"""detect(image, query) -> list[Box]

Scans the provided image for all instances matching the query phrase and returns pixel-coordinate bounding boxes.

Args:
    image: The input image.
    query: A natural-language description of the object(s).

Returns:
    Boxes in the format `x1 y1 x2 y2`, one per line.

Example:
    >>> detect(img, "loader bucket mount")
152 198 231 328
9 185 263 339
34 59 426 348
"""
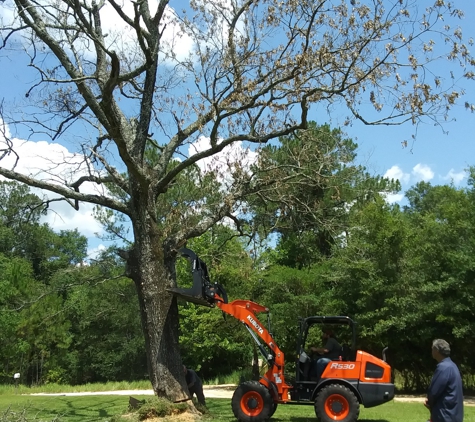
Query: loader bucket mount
168 247 228 307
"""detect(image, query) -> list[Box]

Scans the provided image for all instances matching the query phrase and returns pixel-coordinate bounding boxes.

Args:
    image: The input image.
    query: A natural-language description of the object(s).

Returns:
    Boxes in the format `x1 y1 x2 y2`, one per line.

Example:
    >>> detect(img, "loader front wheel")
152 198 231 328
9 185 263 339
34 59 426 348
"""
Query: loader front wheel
315 384 359 422
232 381 273 422
269 402 278 417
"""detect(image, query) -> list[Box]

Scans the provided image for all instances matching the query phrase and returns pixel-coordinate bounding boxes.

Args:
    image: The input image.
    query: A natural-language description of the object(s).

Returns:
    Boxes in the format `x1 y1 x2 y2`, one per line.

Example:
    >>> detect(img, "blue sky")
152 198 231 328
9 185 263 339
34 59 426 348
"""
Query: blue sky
354 112 475 204
342 2 475 203
1 0 475 256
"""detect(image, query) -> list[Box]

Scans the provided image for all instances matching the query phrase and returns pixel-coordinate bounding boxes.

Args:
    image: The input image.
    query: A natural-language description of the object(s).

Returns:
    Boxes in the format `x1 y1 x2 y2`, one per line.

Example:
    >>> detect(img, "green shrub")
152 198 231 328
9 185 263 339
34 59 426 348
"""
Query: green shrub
43 369 66 385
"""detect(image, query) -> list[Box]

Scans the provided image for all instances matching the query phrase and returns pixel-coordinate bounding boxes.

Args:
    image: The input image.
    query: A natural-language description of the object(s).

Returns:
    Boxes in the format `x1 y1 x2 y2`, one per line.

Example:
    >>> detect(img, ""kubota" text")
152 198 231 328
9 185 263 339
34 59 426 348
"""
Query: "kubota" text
247 315 264 334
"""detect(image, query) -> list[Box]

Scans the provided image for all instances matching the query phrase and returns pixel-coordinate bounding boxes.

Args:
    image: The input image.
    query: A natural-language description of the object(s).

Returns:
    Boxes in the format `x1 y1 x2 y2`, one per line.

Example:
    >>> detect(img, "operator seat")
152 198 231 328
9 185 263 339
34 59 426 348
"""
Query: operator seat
340 344 351 361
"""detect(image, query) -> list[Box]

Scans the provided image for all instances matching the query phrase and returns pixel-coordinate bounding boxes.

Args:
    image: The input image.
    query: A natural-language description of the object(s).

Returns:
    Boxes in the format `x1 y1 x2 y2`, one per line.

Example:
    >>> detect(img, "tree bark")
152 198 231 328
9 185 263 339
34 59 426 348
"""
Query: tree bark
125 194 188 401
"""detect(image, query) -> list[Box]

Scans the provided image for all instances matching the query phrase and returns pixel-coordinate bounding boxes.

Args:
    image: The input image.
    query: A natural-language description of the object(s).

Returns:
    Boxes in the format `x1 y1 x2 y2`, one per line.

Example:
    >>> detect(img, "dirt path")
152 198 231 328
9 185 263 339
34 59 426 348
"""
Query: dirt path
28 385 235 399
30 385 475 405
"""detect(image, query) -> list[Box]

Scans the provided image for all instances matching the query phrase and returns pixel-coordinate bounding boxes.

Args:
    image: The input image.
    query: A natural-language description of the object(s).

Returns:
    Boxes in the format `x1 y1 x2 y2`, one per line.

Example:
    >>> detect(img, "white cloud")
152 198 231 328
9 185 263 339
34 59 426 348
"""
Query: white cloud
41 200 101 238
383 193 404 204
189 136 258 187
0 2 16 28
97 2 194 62
2 0 250 68
188 136 258 229
86 243 107 261
384 165 410 184
1 0 194 62
0 121 104 237
1 140 104 192
442 169 465 185
412 163 434 182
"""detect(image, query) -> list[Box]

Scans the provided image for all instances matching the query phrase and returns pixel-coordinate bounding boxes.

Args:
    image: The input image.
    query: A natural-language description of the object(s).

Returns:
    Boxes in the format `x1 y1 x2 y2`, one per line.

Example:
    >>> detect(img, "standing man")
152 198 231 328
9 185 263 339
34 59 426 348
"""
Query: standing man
425 339 464 422
184 365 206 407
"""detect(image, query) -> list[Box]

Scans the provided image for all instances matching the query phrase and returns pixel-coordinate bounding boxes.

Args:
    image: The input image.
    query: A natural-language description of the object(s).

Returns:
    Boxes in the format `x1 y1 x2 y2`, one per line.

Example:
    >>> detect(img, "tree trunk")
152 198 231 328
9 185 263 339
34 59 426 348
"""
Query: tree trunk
126 208 189 402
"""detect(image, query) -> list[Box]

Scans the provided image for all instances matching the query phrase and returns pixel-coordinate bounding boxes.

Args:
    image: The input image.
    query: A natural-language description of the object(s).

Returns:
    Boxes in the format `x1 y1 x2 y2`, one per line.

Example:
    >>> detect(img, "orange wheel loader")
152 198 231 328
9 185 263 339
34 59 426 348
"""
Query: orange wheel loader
169 248 395 422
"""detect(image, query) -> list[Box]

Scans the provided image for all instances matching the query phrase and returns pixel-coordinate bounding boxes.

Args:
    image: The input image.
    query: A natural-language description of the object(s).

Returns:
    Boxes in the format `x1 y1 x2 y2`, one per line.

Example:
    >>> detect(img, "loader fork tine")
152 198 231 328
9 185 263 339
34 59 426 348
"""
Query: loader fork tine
167 248 228 307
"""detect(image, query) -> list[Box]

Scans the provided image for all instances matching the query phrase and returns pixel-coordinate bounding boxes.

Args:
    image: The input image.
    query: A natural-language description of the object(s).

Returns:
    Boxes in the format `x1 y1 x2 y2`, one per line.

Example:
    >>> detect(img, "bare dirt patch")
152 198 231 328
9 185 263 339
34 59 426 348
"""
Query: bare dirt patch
120 410 201 422
143 412 201 422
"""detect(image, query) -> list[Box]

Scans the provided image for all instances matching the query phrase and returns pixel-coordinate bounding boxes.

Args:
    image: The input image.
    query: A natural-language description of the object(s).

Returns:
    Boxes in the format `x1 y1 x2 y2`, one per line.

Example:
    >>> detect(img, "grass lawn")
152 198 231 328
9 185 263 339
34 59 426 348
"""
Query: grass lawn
208 399 474 422
0 392 141 421
1 394 474 422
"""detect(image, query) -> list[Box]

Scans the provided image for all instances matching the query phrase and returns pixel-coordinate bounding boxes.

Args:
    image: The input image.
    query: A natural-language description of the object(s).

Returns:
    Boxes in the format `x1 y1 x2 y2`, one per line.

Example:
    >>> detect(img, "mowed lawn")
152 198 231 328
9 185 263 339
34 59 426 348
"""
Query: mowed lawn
0 393 133 421
209 399 475 422
1 394 475 422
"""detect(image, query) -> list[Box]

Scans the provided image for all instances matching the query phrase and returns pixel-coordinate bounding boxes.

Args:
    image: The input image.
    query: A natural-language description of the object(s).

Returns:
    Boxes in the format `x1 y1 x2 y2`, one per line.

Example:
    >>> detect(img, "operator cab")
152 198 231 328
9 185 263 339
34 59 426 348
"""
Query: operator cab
296 316 357 382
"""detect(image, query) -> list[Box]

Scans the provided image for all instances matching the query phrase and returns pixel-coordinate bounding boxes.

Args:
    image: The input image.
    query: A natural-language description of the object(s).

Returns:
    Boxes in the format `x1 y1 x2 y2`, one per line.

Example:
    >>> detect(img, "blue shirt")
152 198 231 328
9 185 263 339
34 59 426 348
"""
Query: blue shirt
427 357 464 422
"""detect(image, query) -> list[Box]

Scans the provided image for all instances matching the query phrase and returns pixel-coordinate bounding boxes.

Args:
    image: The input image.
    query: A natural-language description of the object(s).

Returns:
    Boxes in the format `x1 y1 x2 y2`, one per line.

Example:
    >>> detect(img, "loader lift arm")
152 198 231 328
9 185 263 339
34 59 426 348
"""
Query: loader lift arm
216 299 290 400
169 248 291 401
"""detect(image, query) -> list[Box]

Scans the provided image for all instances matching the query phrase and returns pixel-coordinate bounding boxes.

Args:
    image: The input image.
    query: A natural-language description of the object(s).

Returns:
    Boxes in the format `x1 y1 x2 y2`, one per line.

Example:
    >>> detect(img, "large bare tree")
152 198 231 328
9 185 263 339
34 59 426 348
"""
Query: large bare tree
0 0 473 401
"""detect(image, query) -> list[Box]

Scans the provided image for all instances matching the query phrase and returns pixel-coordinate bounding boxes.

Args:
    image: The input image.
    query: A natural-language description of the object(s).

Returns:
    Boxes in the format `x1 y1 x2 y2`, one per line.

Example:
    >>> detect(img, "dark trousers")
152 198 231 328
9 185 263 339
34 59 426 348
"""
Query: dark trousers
310 357 331 380
190 382 206 406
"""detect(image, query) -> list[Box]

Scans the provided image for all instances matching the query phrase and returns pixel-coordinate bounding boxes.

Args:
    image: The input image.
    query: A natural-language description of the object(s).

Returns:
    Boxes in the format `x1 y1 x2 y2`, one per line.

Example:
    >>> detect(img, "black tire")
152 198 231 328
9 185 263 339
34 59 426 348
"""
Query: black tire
232 381 274 422
269 402 278 418
314 384 360 422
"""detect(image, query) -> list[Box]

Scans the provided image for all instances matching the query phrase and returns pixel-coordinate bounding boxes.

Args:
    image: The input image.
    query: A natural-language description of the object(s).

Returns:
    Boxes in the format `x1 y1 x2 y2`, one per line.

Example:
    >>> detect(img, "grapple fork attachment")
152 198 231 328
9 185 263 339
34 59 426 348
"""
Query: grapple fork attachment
167 247 228 307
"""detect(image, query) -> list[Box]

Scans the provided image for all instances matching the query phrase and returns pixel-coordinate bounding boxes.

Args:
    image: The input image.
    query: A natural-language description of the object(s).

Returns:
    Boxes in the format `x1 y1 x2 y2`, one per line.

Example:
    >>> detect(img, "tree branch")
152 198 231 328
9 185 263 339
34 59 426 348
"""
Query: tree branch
0 166 130 215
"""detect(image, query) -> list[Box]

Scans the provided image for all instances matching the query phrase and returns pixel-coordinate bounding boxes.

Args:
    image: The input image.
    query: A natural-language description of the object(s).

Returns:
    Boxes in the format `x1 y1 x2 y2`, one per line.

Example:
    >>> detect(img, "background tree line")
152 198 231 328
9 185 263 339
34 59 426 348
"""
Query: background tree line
1 124 474 393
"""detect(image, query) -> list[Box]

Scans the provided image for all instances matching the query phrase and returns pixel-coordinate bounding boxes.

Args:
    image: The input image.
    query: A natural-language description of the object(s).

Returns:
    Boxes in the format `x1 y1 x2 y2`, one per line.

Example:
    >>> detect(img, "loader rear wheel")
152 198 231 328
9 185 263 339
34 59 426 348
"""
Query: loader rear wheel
232 381 273 422
315 384 359 422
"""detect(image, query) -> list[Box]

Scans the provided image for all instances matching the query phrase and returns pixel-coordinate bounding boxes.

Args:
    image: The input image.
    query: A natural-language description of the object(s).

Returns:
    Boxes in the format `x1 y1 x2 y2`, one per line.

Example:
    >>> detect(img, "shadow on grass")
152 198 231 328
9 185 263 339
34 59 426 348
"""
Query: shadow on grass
207 399 392 422
281 419 389 422
357 420 390 422
57 396 128 421
23 395 130 421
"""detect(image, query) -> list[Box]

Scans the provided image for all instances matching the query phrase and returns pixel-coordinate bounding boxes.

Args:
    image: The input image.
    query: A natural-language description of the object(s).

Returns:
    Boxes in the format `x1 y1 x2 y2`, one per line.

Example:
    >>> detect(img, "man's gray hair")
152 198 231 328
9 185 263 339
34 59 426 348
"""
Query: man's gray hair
432 339 451 357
